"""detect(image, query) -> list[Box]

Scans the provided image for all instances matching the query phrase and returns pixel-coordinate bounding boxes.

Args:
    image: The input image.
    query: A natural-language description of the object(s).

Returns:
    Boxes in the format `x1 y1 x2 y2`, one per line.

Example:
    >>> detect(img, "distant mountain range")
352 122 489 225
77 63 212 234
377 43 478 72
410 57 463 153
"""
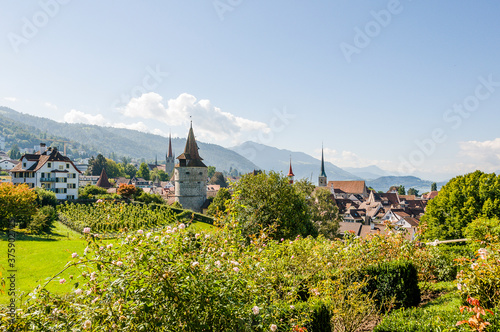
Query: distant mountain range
230 141 360 181
0 106 450 190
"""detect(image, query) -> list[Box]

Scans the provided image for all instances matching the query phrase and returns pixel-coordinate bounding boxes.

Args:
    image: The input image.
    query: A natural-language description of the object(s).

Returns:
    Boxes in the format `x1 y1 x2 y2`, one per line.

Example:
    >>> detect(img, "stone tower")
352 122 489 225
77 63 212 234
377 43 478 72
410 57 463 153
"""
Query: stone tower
318 145 327 187
165 132 175 177
174 123 207 212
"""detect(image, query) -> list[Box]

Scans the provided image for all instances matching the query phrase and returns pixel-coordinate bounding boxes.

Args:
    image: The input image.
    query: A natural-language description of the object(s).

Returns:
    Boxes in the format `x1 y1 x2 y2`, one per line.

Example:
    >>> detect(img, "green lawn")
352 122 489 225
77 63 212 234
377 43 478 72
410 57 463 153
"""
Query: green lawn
0 220 214 307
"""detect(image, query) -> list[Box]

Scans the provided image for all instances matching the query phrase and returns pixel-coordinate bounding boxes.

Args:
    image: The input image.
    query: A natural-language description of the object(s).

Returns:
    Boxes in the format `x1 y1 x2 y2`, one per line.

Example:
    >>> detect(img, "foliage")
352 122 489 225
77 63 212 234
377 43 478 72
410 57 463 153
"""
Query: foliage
58 201 178 233
104 158 124 178
207 165 216 179
464 217 500 249
227 171 317 240
421 171 500 240
78 185 108 199
170 201 183 209
34 187 58 207
210 171 228 188
151 168 169 182
310 188 340 240
135 192 165 205
0 183 37 229
116 183 138 199
431 182 438 191
398 185 406 195
456 297 494 332
136 162 150 180
456 243 500 309
123 163 137 179
7 143 21 159
425 245 474 282
407 188 419 197
86 154 107 176
207 187 231 217
28 206 57 234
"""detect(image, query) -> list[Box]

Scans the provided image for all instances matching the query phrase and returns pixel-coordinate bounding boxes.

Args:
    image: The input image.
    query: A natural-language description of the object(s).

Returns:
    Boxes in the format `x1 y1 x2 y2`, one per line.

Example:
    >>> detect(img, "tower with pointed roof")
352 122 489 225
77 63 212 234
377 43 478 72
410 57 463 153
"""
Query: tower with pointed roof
165 132 175 177
173 122 207 212
287 156 294 184
318 145 327 187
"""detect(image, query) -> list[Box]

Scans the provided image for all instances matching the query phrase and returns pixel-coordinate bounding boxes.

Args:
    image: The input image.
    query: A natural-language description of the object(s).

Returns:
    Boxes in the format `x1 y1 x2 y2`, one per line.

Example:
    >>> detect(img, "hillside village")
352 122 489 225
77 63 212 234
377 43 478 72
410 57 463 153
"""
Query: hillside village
1 121 440 240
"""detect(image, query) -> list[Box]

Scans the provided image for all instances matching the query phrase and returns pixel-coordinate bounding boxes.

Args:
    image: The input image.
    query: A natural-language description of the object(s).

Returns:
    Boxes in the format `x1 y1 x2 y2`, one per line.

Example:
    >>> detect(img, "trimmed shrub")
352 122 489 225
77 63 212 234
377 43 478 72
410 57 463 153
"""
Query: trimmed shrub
356 260 420 310
28 206 57 234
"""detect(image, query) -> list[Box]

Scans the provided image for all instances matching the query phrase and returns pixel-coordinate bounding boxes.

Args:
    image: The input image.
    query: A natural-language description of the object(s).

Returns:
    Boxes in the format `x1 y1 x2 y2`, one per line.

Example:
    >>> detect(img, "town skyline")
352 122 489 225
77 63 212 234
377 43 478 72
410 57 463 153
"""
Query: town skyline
2 1 500 181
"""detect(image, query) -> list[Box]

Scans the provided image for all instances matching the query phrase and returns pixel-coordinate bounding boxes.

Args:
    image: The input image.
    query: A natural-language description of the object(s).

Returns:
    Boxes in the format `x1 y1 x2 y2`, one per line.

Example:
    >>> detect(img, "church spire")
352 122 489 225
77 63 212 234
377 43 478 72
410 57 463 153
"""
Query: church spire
168 132 173 158
287 155 295 184
318 144 327 187
177 122 206 167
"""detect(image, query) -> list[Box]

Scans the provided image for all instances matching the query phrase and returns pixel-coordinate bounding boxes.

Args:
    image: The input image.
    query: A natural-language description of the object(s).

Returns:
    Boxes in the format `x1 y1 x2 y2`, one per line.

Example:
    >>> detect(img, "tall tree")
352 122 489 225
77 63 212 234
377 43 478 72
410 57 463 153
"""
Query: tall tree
431 182 437 191
397 185 406 195
209 172 228 188
227 171 317 240
137 162 150 180
207 188 232 216
407 188 419 197
0 183 37 228
124 164 137 179
207 166 216 179
88 154 107 176
310 188 341 240
7 144 21 160
421 171 500 240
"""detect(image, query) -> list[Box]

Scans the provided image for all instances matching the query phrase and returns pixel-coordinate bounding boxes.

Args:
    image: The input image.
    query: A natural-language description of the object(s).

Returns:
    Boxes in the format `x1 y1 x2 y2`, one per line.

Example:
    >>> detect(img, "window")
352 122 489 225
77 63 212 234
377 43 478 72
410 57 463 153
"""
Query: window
23 163 26 168
59 165 64 170
41 172 45 178
47 163 51 168
66 163 70 169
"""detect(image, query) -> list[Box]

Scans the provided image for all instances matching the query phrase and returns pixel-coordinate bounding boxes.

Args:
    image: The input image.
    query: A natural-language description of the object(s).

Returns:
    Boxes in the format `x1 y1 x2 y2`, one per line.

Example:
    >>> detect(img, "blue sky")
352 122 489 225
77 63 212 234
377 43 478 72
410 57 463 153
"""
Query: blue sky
1 1 500 181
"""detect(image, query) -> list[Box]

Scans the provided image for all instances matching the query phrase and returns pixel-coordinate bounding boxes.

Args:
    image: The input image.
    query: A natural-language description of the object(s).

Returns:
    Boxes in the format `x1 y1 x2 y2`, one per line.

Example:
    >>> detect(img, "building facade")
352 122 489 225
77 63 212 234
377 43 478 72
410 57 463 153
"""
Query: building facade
10 144 81 200
174 123 207 212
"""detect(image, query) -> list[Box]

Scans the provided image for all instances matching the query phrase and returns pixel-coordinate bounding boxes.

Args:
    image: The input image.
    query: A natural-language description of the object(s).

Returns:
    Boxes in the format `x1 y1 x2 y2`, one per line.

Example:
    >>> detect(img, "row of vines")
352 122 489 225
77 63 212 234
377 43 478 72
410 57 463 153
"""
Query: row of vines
57 201 178 233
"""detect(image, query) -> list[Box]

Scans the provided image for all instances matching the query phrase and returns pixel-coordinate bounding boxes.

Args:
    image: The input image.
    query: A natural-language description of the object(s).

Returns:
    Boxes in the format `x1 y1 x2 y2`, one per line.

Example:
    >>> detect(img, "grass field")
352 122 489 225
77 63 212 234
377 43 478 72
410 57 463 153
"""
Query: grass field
0 220 214 307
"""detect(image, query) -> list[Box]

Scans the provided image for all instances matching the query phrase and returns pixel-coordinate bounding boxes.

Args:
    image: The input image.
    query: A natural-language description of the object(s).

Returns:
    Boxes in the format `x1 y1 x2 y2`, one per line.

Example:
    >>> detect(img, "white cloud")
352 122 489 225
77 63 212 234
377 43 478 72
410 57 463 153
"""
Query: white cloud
458 138 500 172
3 97 17 102
121 92 270 144
64 109 108 126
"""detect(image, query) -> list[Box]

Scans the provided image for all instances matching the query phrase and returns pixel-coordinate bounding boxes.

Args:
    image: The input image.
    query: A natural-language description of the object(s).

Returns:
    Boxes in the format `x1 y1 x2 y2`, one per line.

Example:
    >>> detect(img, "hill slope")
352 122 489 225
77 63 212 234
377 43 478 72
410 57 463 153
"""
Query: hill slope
366 176 447 193
0 107 259 173
230 141 360 182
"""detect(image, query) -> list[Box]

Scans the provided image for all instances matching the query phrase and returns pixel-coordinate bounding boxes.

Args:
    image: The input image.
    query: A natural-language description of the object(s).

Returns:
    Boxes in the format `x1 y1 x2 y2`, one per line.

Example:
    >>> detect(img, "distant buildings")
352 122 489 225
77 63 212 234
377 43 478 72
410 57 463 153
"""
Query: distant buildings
10 143 81 200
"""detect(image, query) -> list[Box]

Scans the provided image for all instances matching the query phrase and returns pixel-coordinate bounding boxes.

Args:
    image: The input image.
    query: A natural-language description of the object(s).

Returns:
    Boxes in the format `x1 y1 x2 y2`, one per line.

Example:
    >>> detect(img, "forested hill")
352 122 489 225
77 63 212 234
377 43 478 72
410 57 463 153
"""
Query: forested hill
0 107 259 173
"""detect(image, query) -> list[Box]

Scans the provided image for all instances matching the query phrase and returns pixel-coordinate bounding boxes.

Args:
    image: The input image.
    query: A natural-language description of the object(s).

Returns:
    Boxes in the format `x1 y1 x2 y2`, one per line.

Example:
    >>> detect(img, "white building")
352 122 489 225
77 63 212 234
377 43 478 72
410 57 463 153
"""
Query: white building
10 144 81 200
0 159 19 171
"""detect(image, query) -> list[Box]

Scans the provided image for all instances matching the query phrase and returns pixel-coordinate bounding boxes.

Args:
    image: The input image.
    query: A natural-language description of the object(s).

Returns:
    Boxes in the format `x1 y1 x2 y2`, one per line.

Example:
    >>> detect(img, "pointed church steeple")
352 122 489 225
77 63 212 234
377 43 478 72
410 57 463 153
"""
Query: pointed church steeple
177 122 206 167
318 144 327 187
287 156 295 184
168 132 173 158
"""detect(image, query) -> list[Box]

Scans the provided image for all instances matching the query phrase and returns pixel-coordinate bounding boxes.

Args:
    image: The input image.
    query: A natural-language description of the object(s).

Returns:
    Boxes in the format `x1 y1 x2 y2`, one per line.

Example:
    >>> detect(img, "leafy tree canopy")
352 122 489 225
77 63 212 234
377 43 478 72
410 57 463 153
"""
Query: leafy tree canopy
0 183 37 228
397 185 406 195
421 171 500 240
210 172 228 188
407 188 419 197
431 182 437 191
207 166 216 179
227 171 317 240
137 162 150 181
207 187 231 216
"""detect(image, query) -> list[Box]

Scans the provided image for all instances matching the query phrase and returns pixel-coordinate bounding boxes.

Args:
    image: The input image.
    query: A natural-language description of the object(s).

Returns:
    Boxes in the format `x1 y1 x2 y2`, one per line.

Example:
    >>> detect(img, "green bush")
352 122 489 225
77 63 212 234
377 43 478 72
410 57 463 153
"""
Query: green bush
34 187 58 207
356 260 420 311
28 206 57 234
429 245 473 282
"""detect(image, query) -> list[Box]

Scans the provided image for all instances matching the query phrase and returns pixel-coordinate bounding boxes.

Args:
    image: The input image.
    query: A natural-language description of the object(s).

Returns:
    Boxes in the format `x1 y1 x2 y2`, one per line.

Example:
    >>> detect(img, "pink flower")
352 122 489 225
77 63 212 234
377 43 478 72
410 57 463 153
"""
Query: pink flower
83 227 91 234
72 252 78 258
107 244 113 249
252 306 260 315
75 288 82 295
154 236 160 241
233 267 239 273
457 283 462 291
137 230 144 235
96 199 103 203
90 272 97 281
281 238 284 242
116 261 123 267
270 324 278 331
215 260 221 268
291 255 294 259
231 260 239 265
59 278 66 284
478 248 488 260
179 223 186 230
92 297 99 304
83 320 92 329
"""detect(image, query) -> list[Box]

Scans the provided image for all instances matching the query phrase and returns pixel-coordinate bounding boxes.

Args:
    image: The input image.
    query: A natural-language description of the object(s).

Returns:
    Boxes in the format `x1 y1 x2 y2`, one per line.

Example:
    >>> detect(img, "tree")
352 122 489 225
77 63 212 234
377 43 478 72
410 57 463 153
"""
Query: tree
209 172 228 188
227 171 317 240
397 185 406 195
34 187 58 207
407 188 419 197
0 183 37 228
207 166 216 179
207 188 232 216
117 184 138 199
7 144 21 160
87 154 107 176
136 162 150 180
124 164 137 179
151 169 169 182
310 188 341 239
105 158 124 178
78 185 108 199
431 182 437 191
421 171 500 240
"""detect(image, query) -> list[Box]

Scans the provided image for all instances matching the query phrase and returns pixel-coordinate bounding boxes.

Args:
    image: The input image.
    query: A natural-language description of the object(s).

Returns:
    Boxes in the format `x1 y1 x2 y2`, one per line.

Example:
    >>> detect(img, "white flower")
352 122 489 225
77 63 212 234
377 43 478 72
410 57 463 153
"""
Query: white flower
52 308 59 315
83 227 91 234
192 261 199 267
137 230 144 235
252 306 260 315
146 232 152 238
90 272 97 281
179 223 186 230
154 236 160 241
233 267 239 273
92 297 99 304
84 247 89 254
478 248 488 260
195 233 201 238
172 227 178 233
215 260 221 268
116 261 123 267
75 288 82 295
205 234 210 239
231 260 239 265
72 252 78 258
83 320 92 329
270 324 278 331
86 290 92 295
457 283 462 291
290 305 295 310
107 244 113 249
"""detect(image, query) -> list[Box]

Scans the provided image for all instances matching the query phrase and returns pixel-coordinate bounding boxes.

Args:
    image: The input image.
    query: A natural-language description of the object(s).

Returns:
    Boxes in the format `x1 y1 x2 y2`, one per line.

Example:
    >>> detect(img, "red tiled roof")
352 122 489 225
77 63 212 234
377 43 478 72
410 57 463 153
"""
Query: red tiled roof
327 181 367 195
